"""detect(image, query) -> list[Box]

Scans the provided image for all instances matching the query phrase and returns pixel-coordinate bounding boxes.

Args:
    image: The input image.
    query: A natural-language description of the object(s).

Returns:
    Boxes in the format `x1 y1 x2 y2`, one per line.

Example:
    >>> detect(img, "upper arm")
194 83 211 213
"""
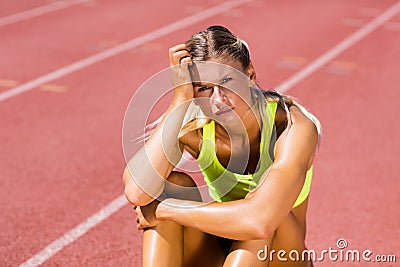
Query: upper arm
248 106 319 230
166 141 185 174
273 106 318 172
123 136 184 206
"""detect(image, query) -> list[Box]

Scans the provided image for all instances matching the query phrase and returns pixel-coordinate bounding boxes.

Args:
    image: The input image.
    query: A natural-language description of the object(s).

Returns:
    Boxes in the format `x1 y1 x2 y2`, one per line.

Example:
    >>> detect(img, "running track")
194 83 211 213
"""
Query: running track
1 0 399 266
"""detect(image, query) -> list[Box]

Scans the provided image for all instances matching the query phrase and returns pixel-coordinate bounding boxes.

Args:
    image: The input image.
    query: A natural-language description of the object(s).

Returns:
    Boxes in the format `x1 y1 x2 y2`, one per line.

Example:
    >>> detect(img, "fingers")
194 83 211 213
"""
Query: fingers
137 218 147 230
169 44 191 66
168 44 194 99
169 43 187 53
180 56 192 66
137 218 150 230
174 50 190 60
134 206 147 230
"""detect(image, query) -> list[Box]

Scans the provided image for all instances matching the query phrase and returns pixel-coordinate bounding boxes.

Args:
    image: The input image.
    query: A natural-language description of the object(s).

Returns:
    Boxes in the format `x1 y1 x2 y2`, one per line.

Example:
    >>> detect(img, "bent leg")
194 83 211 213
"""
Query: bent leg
142 171 225 267
183 227 226 267
143 221 183 267
223 234 274 267
223 211 311 267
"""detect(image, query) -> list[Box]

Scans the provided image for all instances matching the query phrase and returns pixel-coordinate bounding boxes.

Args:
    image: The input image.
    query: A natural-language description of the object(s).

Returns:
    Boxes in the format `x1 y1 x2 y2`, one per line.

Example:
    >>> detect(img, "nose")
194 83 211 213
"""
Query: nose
211 85 225 104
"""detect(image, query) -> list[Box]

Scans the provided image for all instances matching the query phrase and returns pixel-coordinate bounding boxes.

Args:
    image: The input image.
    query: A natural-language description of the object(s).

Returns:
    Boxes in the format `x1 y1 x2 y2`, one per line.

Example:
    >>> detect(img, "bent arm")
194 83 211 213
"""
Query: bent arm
123 98 190 206
156 107 319 240
124 44 195 207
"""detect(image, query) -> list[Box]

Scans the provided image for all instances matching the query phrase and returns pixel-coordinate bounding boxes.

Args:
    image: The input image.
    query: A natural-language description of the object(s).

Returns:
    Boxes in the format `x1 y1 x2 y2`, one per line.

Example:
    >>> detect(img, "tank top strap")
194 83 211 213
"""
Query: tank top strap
258 100 277 171
202 120 215 142
265 101 277 135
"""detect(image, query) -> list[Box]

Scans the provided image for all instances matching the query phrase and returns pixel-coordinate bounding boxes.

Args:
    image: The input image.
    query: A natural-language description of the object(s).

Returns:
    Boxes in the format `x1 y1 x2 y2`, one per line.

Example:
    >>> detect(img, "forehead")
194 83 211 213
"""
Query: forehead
190 60 247 84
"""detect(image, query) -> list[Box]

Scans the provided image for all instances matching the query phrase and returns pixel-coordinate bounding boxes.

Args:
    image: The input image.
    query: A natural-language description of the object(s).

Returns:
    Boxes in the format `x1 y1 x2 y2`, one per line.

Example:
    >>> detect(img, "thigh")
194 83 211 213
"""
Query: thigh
269 212 309 267
142 221 183 267
223 212 310 267
165 171 226 267
223 235 274 267
143 222 227 267
183 226 226 267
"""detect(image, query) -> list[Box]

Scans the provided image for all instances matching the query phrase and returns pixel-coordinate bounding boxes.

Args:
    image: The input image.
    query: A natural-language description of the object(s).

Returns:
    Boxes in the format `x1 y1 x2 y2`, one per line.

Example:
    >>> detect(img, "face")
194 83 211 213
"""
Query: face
190 59 254 127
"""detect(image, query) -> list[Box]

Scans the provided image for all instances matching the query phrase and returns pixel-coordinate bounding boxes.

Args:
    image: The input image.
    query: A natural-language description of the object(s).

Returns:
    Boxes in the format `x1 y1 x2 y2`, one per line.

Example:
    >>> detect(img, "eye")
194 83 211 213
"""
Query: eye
197 86 212 92
221 77 233 84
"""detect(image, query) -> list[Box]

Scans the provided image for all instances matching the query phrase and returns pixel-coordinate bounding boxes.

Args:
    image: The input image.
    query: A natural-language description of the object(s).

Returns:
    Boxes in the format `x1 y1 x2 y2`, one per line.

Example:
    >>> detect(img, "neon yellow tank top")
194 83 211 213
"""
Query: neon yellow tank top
196 101 312 208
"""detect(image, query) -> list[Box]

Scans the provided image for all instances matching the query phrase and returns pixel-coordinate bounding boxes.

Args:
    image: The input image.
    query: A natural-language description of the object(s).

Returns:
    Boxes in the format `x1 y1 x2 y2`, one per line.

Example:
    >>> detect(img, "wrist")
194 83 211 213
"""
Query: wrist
156 198 198 220
172 94 193 106
155 199 171 221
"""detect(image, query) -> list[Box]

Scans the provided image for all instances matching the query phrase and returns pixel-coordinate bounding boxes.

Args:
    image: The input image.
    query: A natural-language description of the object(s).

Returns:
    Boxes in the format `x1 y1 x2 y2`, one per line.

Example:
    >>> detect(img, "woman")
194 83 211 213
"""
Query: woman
123 26 321 267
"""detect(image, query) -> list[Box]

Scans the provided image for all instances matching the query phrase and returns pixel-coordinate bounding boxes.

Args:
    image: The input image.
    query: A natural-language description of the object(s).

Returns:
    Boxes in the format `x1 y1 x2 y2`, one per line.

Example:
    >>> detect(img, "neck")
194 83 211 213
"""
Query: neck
215 100 262 144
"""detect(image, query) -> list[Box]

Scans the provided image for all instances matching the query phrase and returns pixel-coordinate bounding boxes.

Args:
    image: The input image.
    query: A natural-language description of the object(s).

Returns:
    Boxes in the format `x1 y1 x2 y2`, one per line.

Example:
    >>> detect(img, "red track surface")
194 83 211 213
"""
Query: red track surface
1 0 399 266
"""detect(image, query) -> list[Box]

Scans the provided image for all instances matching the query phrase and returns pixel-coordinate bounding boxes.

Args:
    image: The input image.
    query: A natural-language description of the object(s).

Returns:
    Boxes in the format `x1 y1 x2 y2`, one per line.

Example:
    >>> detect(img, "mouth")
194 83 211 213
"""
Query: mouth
215 107 234 116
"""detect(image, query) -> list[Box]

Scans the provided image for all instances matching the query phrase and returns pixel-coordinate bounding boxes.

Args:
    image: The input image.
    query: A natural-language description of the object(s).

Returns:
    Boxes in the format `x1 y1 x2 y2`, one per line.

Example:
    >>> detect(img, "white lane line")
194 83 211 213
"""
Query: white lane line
276 1 400 93
16 2 400 267
0 0 252 103
18 195 128 267
0 0 90 27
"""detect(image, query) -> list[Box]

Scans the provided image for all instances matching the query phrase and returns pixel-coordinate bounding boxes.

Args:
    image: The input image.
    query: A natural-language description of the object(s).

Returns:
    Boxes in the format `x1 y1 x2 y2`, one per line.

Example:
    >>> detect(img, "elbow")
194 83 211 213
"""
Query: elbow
245 207 275 240
124 184 149 207
123 181 138 206
253 224 274 240
123 167 153 206
241 218 274 240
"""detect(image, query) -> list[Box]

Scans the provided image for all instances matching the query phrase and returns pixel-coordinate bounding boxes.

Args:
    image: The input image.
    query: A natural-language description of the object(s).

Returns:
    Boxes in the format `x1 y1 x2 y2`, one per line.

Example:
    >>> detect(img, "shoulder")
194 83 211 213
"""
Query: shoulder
273 105 319 169
280 104 319 144
265 93 318 138
288 105 319 134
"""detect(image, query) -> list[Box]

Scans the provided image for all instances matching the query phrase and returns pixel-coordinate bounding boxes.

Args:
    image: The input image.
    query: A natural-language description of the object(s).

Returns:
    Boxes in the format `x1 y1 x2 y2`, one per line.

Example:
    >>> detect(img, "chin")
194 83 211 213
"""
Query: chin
214 113 244 128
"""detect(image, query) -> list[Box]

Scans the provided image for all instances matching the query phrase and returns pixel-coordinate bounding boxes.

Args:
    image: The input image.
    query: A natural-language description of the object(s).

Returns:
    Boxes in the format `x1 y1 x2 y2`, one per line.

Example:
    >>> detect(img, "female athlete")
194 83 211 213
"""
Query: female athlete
123 25 321 267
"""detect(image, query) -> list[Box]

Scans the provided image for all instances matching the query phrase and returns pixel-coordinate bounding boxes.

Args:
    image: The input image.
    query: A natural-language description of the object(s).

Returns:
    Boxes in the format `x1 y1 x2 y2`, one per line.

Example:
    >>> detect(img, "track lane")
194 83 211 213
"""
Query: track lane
300 19 400 262
0 0 90 27
0 0 49 18
0 0 242 88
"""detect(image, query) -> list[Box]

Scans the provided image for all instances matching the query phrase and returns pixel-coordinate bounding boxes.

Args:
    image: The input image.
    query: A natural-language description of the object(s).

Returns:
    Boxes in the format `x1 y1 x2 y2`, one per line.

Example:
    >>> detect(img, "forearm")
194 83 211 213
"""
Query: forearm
156 198 270 240
124 97 191 205
154 166 305 240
